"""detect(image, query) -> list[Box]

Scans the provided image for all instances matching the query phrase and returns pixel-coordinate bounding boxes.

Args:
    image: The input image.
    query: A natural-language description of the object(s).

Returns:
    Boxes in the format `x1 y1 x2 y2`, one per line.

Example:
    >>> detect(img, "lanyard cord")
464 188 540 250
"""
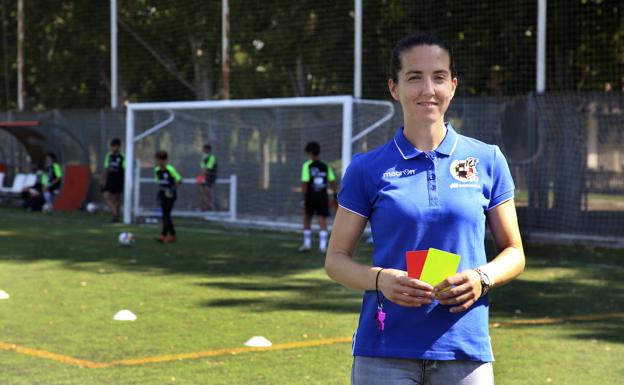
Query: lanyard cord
375 268 385 308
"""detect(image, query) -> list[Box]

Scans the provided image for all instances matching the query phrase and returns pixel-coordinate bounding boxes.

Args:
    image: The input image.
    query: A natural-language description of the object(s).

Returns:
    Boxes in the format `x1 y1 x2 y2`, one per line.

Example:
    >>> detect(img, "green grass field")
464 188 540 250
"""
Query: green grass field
1 208 623 384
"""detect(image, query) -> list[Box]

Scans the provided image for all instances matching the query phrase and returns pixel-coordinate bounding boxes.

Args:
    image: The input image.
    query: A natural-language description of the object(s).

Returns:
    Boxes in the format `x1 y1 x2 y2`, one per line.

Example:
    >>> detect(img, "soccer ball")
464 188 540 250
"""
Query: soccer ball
42 203 53 213
118 232 135 246
86 202 98 213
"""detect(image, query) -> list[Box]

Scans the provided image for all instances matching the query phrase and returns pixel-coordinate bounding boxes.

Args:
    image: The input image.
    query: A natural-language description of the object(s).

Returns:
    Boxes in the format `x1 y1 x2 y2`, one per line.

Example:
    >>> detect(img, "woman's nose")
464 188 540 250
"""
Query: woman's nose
421 78 435 96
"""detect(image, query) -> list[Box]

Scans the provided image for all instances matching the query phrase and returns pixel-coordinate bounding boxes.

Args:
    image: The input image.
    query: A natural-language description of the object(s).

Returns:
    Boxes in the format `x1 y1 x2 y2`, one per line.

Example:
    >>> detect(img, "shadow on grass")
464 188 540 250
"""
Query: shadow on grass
567 320 624 345
198 278 362 314
2 209 623 335
2 209 365 315
489 242 624 345
0 209 344 278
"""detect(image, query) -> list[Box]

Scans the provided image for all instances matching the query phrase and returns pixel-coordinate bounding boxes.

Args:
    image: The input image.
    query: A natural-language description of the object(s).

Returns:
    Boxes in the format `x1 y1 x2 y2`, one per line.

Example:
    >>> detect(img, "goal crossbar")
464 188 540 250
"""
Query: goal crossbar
123 95 394 224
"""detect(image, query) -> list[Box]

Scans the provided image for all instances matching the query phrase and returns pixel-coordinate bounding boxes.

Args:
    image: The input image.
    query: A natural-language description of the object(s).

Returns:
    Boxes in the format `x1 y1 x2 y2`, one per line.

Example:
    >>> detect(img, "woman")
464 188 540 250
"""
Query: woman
325 32 524 384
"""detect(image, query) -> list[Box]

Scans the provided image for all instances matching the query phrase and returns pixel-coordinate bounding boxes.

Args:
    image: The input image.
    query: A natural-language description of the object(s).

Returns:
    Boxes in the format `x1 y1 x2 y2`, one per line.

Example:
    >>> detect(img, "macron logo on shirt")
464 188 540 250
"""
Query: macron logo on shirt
383 168 417 178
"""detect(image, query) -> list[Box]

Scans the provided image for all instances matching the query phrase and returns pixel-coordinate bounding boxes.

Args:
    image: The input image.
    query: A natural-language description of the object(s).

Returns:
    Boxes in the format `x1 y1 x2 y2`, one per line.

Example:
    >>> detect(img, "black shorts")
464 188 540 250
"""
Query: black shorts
104 175 124 194
203 172 217 186
305 193 330 217
157 190 177 201
46 183 61 194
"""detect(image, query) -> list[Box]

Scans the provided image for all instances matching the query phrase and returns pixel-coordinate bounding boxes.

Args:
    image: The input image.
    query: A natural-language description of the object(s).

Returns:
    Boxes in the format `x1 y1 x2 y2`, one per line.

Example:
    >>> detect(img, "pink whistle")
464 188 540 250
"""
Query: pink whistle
374 307 386 331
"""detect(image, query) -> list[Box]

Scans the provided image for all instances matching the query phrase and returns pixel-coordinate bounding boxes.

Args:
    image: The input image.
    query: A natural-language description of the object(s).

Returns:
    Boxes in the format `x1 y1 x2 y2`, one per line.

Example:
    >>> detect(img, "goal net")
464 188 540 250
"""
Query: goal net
123 96 394 228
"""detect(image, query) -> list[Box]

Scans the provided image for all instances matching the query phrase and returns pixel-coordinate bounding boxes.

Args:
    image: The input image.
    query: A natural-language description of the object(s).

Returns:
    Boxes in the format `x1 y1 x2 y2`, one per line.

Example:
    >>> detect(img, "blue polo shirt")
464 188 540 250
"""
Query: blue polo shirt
338 123 514 362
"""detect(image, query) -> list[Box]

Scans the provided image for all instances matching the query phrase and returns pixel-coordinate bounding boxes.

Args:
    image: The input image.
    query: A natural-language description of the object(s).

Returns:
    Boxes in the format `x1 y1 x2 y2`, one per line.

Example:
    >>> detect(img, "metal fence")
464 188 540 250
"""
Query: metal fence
1 93 623 244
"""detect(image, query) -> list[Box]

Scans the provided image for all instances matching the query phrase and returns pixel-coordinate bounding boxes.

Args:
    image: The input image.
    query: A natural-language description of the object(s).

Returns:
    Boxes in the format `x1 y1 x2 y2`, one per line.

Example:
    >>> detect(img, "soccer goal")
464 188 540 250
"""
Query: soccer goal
123 95 395 227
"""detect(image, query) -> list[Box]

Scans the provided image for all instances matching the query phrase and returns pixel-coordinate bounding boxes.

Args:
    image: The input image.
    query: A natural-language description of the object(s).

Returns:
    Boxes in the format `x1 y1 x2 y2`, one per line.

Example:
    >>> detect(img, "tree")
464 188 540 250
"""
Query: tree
0 0 622 110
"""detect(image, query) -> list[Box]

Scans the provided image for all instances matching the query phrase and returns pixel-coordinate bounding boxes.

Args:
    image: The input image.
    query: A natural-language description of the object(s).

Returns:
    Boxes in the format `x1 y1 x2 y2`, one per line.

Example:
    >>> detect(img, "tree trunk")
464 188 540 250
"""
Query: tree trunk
189 36 213 100
289 49 307 96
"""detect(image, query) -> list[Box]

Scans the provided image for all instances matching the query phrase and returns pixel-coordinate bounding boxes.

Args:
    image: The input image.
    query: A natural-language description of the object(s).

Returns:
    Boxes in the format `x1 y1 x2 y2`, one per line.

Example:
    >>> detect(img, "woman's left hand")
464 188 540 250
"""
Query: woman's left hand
433 270 482 313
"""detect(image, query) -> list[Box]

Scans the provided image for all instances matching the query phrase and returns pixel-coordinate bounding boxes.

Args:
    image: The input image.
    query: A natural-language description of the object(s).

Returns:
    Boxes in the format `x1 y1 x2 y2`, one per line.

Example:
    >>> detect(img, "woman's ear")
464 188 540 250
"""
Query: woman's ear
388 78 400 101
451 77 458 97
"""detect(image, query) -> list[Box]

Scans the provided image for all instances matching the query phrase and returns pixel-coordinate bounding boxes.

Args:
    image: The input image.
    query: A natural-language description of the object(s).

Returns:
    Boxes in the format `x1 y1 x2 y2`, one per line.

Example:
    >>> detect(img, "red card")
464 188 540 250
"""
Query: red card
406 250 428 279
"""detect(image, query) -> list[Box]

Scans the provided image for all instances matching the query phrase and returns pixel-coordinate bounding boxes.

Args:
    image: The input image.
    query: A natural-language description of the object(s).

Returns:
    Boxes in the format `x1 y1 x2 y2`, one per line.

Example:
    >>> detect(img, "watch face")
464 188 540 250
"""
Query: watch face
476 268 490 289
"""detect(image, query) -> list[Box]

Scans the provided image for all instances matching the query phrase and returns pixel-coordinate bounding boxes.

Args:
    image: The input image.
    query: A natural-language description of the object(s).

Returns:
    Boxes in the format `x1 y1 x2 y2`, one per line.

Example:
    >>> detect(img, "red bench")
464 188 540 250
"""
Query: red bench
52 164 91 212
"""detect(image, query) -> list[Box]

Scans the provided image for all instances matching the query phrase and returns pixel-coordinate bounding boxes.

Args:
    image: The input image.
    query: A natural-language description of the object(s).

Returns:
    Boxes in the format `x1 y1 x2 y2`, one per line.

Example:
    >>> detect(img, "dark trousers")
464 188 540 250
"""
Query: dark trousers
160 196 176 236
21 190 44 211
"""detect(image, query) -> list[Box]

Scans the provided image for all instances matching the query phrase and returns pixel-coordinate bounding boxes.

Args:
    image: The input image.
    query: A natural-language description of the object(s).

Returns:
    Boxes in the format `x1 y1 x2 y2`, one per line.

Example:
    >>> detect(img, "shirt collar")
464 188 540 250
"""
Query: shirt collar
393 122 459 160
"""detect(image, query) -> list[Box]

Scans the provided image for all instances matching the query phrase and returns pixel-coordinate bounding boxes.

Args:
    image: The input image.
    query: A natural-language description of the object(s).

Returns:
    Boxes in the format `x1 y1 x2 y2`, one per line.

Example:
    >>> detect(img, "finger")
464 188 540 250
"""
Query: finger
386 288 432 306
434 274 468 292
449 297 477 313
393 291 434 306
397 276 434 291
390 298 422 307
389 294 431 307
438 290 475 306
394 285 434 299
435 281 473 300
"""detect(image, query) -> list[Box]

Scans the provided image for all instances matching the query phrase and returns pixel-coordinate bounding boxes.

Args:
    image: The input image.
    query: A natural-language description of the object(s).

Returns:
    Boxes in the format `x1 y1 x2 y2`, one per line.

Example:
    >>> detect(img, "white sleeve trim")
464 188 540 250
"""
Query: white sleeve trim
485 196 514 212
338 204 369 219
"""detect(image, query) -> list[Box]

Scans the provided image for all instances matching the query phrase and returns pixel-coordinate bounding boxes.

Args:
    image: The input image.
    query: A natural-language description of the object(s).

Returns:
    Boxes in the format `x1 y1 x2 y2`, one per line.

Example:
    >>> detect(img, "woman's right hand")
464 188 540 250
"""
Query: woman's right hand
377 269 434 307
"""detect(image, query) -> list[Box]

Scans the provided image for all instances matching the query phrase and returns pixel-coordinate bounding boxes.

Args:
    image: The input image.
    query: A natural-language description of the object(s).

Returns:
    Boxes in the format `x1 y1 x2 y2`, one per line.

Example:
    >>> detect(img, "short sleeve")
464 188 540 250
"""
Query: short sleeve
53 164 63 178
338 155 372 218
327 165 336 183
487 145 515 210
167 165 182 182
206 155 216 169
301 161 310 183
175 170 183 182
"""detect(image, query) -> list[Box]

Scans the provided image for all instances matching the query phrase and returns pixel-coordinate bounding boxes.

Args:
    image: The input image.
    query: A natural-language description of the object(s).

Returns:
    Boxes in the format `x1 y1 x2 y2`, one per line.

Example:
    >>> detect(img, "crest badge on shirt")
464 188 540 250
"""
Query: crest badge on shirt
450 157 479 182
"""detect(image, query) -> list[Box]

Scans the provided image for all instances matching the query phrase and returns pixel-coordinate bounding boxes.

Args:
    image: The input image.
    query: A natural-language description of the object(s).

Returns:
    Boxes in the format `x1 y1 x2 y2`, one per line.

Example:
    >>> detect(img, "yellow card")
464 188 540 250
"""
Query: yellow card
418 248 461 287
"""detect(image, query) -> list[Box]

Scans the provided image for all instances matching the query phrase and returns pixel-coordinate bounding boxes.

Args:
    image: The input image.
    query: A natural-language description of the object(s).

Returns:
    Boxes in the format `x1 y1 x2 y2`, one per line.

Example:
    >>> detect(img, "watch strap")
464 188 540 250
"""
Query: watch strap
473 267 491 297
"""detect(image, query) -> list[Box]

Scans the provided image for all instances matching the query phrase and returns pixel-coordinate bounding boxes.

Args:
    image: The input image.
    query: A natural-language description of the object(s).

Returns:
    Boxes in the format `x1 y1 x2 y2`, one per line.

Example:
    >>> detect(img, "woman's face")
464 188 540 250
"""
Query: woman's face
389 44 457 126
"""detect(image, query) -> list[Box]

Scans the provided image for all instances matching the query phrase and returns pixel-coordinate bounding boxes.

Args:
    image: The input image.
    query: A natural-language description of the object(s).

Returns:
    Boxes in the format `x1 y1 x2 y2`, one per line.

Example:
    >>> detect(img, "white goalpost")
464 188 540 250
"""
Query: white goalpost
123 95 394 226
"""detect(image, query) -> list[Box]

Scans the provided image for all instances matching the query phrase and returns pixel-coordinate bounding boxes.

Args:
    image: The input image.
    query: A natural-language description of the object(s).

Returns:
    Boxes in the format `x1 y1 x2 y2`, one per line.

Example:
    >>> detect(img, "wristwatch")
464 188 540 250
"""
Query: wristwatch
473 268 492 297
